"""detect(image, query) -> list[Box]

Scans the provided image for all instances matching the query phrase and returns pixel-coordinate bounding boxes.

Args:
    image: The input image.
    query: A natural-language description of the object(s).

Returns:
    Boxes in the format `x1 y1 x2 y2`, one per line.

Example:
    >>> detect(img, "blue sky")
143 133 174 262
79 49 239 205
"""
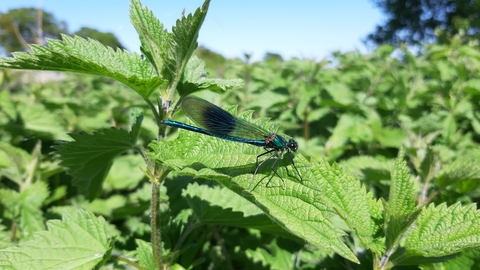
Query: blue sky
1 1 384 61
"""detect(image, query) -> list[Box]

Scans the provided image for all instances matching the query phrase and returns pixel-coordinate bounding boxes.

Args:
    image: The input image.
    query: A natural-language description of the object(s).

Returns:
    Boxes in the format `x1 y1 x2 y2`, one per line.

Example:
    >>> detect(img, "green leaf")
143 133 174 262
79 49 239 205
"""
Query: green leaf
325 114 373 157
177 55 243 97
151 110 359 263
375 127 406 148
464 79 480 95
0 34 163 100
418 146 440 183
436 149 480 188
443 113 457 142
20 182 49 240
385 148 419 253
306 107 330 122
54 128 134 200
437 60 456 81
324 82 355 106
129 109 144 144
245 88 290 111
0 90 16 120
405 203 480 257
0 188 21 219
136 239 156 270
183 183 294 238
87 195 127 217
44 186 68 205
129 0 169 75
387 148 416 216
435 248 480 269
105 154 145 190
0 142 32 185
340 156 394 184
0 209 114 270
165 0 210 91
316 160 385 254
17 102 68 140
246 239 293 269
0 220 11 250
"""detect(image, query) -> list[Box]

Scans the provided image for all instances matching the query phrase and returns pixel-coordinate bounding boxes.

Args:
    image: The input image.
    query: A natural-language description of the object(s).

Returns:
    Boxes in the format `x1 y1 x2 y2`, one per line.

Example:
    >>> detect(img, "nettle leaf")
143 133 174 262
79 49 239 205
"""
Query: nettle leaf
324 82 355 106
326 114 373 153
438 248 480 269
387 148 416 216
0 90 16 121
17 102 68 140
54 128 134 200
339 156 394 184
0 34 163 100
0 142 32 185
183 183 293 238
246 239 293 269
385 148 418 251
375 127 406 148
0 188 21 219
178 55 243 97
165 0 210 89
405 203 480 258
136 239 156 270
20 182 50 240
151 110 360 263
105 155 145 190
129 108 144 144
246 88 290 111
436 149 480 189
0 221 10 250
88 195 127 217
315 160 385 254
0 209 114 270
129 0 169 75
465 79 480 94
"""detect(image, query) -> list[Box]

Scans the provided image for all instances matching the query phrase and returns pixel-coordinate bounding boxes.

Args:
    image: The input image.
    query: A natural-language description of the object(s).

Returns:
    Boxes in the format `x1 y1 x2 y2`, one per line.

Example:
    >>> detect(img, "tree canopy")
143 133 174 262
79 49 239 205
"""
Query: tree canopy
0 8 125 55
0 8 67 54
73 27 125 50
367 0 480 46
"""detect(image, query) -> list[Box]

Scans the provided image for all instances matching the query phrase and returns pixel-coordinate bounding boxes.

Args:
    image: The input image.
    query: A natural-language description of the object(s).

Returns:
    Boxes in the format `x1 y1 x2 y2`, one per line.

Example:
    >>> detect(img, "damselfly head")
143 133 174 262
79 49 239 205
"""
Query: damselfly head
287 139 298 152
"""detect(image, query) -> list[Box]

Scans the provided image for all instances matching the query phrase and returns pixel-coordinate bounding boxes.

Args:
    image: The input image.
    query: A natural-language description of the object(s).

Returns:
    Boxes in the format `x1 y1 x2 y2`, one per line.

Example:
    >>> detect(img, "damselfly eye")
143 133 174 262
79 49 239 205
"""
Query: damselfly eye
287 139 298 152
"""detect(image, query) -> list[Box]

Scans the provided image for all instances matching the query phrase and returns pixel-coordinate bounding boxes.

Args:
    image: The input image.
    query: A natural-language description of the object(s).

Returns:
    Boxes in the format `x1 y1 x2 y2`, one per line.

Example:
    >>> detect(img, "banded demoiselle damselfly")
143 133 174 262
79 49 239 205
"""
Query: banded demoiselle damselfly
161 96 302 189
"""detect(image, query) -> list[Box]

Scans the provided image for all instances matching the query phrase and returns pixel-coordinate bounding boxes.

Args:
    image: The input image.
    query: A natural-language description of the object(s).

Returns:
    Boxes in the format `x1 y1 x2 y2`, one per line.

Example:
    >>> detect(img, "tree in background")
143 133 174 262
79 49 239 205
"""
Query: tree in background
0 8 125 55
0 8 67 54
195 46 227 77
73 27 125 50
367 0 480 46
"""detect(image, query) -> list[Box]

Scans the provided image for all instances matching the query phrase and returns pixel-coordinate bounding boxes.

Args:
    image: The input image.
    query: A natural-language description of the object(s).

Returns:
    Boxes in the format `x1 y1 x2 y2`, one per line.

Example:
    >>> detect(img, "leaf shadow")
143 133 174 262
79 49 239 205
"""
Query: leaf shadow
189 153 303 190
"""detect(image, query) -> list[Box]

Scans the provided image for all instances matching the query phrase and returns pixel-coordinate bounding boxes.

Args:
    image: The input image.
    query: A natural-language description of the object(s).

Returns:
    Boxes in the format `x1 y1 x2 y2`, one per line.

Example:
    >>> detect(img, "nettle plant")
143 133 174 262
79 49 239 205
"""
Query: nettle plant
1 0 480 269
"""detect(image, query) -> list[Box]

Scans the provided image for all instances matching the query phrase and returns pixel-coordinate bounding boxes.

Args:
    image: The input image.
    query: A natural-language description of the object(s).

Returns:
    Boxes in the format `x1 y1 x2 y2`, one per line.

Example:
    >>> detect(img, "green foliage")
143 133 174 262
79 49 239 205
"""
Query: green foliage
73 27 126 50
54 128 135 200
406 203 480 257
136 239 156 270
0 0 480 269
1 34 164 101
129 0 240 103
368 0 480 46
151 120 359 262
0 209 114 269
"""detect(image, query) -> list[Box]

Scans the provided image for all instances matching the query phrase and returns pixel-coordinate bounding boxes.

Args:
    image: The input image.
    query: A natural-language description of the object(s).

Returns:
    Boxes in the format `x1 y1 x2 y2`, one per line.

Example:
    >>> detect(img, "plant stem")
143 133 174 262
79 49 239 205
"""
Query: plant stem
151 179 162 269
112 254 144 269
146 99 162 130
